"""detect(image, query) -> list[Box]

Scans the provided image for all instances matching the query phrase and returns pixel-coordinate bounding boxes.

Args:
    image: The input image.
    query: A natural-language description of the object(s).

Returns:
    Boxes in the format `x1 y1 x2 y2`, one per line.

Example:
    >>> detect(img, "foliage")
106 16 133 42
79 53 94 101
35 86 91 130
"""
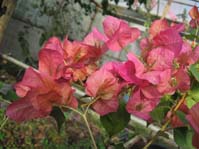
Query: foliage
100 101 130 136
174 127 194 149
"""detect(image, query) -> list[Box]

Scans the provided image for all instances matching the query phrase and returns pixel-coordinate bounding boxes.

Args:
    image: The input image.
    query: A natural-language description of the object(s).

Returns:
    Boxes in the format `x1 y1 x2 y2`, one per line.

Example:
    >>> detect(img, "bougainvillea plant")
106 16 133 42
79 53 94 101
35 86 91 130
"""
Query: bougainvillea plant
5 6 199 149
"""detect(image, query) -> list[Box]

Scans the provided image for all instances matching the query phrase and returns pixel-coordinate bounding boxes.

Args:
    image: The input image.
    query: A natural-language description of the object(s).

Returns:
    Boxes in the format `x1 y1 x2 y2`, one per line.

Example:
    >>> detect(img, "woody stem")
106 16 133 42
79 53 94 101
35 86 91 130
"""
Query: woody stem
143 93 186 149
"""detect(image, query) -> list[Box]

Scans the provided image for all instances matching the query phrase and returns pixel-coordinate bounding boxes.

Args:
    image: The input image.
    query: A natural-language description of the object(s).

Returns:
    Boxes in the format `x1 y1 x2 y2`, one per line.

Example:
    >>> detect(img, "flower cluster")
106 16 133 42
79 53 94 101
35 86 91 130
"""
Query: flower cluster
5 6 199 148
6 16 140 121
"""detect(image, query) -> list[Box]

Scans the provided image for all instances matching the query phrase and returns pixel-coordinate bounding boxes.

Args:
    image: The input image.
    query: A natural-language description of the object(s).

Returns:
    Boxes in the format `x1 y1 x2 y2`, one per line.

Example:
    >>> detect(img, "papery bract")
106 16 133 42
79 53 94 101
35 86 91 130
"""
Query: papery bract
14 68 43 97
189 45 199 65
127 52 145 76
147 47 174 71
39 49 65 79
153 28 183 57
126 88 159 120
85 68 120 115
83 27 108 53
67 63 98 82
6 68 77 122
63 41 100 68
189 6 199 28
103 16 140 51
43 37 101 69
189 6 199 19
139 38 152 59
43 37 64 55
149 19 169 38
115 61 142 85
173 68 190 92
6 92 48 122
170 23 185 33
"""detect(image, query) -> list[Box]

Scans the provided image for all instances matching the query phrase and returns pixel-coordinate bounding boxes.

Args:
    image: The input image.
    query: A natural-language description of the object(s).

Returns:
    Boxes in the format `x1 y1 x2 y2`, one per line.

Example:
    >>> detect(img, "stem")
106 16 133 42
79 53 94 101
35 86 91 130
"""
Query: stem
0 117 8 130
82 114 98 149
62 105 83 116
62 105 97 148
0 98 11 104
83 97 99 115
143 94 186 149
0 54 30 69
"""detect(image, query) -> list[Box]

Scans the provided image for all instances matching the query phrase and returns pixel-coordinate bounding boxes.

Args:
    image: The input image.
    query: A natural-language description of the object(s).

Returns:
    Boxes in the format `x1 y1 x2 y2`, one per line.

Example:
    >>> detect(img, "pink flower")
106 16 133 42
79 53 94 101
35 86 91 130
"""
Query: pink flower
43 37 64 55
170 23 185 33
152 28 183 57
114 60 142 85
43 37 102 68
139 38 152 60
147 47 175 71
173 68 190 92
103 16 140 51
62 40 101 68
83 27 108 53
6 68 77 122
142 19 184 59
85 68 120 115
39 49 65 80
189 6 199 28
127 52 145 77
126 88 159 120
67 63 98 82
149 19 169 38
149 19 184 39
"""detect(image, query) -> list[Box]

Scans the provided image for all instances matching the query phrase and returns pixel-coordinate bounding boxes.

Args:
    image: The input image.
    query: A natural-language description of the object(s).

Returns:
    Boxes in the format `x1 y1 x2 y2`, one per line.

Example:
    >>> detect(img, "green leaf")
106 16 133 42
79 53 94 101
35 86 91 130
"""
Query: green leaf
50 107 65 132
0 82 3 89
189 82 199 100
174 127 194 149
184 34 199 41
100 101 130 136
158 95 173 107
150 106 170 123
3 90 18 101
186 96 196 109
176 111 188 125
187 82 199 108
190 63 199 82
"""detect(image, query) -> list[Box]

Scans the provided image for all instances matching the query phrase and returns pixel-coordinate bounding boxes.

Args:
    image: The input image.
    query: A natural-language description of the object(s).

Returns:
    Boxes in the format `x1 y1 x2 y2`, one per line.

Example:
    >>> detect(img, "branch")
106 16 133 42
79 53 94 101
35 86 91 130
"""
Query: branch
0 54 29 69
143 93 186 149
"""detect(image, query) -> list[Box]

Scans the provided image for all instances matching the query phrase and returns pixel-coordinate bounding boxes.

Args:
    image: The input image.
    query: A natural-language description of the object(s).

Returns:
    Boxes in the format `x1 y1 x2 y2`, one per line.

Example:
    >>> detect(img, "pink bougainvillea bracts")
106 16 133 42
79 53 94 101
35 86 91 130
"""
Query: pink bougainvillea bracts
6 68 77 122
85 68 120 115
102 16 140 51
189 6 199 28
